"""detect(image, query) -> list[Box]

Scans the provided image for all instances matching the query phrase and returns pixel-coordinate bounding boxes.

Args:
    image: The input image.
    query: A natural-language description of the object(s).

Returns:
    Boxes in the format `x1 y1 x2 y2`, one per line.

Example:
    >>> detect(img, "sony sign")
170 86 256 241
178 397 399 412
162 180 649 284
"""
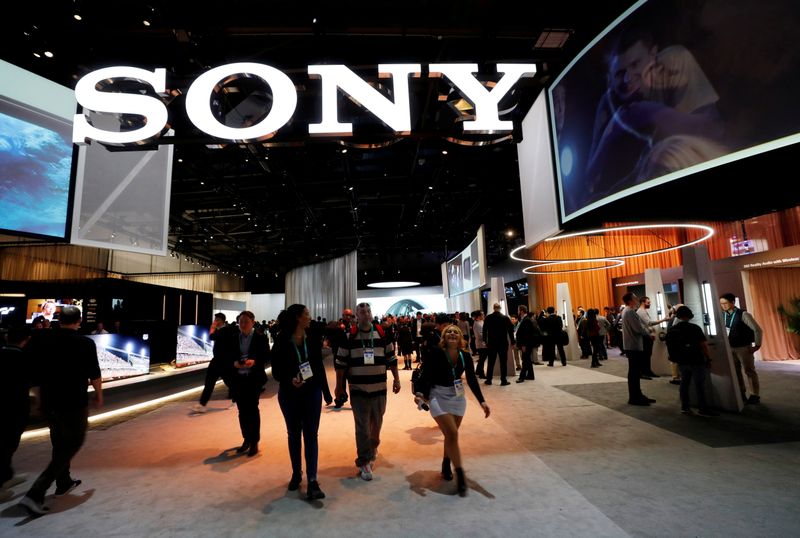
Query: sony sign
73 62 536 145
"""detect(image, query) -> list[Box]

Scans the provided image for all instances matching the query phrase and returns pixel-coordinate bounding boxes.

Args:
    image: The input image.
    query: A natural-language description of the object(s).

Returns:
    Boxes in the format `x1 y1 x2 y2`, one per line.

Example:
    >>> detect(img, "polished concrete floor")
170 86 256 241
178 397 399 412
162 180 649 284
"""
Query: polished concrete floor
2 351 799 537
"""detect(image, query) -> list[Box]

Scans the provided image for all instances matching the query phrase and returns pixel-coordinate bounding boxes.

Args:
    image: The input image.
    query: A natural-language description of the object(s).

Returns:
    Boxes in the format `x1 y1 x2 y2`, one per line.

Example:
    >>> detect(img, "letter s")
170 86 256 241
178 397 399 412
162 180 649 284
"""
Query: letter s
73 67 168 145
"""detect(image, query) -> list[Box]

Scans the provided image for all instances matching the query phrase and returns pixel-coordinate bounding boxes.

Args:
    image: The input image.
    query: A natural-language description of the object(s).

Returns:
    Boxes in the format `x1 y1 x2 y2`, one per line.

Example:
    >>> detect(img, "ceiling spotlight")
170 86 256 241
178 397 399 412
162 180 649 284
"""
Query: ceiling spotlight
341 148 348 154
33 52 41 58
177 158 183 163
200 181 204 185
506 230 515 237
44 51 54 58
441 150 448 155
312 17 317 24
428 186 433 190
73 13 82 21
348 186 353 191
143 19 151 26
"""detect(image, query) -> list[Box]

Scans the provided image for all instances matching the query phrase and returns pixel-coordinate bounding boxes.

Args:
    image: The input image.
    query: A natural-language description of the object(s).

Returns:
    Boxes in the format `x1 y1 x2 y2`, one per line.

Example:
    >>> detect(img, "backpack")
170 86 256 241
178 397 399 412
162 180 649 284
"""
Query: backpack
665 322 703 364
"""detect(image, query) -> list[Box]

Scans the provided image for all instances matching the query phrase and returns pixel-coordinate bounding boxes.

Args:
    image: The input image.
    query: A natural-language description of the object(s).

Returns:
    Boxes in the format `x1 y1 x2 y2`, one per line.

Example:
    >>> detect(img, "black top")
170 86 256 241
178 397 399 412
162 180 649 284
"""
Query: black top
541 314 564 343
420 346 485 404
26 328 101 411
516 315 542 348
214 329 270 386
271 335 325 390
666 321 707 364
0 345 33 408
482 311 515 348
725 308 756 347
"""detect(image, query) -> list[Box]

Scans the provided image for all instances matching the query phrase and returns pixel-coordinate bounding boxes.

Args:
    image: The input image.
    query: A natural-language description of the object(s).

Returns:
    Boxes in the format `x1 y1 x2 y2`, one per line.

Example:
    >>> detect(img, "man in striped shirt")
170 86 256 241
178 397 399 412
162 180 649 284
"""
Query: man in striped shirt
335 302 401 481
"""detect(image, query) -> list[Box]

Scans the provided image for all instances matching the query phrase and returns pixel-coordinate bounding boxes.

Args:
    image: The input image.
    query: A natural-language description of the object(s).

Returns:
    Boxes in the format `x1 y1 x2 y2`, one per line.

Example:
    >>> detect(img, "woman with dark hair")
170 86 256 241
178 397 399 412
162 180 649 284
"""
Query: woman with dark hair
271 304 326 500
414 324 490 496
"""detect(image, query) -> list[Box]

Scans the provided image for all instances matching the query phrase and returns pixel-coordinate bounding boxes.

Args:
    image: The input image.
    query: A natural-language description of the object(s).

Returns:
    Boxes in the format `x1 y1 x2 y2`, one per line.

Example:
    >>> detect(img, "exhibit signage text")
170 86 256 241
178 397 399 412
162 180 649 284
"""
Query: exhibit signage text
72 62 536 145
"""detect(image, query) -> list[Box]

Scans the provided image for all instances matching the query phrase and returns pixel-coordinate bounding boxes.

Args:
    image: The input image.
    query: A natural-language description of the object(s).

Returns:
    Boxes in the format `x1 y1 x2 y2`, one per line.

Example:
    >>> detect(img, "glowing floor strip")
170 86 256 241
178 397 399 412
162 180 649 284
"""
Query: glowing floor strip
21 367 273 441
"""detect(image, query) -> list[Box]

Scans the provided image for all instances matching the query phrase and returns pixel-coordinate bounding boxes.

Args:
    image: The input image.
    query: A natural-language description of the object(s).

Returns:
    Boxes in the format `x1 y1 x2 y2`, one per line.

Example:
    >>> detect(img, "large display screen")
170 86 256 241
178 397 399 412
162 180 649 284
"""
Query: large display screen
443 225 488 297
25 298 83 323
549 0 800 222
87 333 150 381
176 325 213 367
0 60 75 239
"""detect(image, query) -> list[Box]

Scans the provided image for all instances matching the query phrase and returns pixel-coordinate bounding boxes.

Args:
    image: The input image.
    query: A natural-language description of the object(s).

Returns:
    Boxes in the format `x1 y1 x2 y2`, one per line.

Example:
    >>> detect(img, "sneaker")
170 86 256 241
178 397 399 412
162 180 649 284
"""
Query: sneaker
681 408 695 415
19 496 49 516
191 403 208 413
54 479 82 497
1 473 28 489
358 464 373 481
698 408 720 417
306 480 326 500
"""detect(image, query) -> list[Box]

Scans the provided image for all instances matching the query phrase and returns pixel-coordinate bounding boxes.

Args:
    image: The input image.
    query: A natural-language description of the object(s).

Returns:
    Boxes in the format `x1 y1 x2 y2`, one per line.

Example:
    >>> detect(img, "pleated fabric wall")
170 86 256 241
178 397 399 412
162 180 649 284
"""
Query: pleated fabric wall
285 250 358 321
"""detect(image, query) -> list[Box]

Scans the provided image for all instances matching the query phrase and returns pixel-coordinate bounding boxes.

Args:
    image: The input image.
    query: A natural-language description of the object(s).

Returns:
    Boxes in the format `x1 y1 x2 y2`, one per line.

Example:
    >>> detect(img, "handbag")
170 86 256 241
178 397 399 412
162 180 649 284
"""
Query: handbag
411 364 427 396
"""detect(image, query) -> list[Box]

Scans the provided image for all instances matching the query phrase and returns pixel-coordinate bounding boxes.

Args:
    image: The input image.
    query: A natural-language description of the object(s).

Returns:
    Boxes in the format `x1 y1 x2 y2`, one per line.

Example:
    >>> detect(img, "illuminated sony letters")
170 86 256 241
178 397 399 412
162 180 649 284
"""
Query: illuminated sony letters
73 62 537 145
73 66 169 145
428 63 536 131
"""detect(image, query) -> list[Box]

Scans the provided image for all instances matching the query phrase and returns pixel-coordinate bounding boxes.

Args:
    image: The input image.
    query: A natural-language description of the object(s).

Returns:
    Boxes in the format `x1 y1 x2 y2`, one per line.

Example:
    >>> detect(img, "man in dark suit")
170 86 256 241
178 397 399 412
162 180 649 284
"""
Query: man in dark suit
515 306 541 382
1 325 32 497
482 303 515 386
216 310 270 456
542 306 568 367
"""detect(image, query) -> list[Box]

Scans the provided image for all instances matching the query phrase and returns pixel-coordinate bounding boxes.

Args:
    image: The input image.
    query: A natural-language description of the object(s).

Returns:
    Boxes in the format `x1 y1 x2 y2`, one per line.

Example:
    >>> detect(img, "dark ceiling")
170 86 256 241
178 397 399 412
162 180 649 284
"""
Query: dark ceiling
3 0 636 292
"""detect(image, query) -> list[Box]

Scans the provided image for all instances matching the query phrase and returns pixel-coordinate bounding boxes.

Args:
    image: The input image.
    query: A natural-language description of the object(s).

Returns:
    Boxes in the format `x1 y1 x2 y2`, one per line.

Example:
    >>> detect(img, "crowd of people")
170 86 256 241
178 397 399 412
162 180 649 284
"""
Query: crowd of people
0 291 764 515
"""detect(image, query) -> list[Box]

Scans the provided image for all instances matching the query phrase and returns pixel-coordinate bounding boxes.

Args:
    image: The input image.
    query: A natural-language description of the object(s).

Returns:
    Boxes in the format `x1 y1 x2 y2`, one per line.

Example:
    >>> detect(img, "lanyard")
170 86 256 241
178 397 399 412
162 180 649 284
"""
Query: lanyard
725 310 737 329
293 336 308 364
448 349 466 379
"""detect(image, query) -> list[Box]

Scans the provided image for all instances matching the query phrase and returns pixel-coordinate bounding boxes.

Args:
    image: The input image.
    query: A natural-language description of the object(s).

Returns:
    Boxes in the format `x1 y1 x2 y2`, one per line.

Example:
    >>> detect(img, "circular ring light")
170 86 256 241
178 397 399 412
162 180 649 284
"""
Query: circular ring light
510 223 714 264
366 281 421 289
522 258 625 275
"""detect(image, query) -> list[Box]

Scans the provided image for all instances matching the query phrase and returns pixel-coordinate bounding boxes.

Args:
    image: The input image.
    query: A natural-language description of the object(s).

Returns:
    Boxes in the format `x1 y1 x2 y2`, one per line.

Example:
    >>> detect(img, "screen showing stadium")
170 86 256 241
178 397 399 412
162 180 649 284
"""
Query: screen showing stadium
0 60 75 239
549 0 800 222
176 325 213 367
443 225 488 297
88 333 150 381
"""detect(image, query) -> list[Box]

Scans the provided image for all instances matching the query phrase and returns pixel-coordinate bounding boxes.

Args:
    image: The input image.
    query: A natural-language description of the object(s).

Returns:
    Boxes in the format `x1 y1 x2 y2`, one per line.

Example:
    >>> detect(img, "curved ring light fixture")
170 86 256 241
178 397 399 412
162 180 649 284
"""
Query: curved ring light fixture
510 223 715 264
522 258 625 275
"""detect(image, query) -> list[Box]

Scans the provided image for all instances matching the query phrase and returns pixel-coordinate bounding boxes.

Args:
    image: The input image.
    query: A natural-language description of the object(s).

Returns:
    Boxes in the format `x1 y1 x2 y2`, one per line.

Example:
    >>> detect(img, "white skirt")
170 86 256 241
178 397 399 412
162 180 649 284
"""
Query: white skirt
429 384 467 418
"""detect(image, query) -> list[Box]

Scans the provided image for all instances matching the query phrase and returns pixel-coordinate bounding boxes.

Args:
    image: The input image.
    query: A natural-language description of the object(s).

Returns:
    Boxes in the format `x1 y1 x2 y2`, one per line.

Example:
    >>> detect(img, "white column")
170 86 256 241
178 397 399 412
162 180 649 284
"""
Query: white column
556 282 580 361
682 245 743 411
644 268 671 376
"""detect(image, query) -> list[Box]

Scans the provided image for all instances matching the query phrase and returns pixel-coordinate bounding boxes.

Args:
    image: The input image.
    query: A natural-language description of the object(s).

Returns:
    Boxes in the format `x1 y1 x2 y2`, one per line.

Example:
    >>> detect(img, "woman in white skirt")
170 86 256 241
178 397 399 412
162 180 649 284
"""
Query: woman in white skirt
415 324 490 496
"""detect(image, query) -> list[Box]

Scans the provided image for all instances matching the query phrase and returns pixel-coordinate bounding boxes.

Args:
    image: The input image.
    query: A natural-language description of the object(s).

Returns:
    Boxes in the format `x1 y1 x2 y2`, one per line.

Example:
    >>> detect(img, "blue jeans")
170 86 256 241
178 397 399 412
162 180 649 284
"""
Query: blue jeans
278 384 322 481
679 363 709 410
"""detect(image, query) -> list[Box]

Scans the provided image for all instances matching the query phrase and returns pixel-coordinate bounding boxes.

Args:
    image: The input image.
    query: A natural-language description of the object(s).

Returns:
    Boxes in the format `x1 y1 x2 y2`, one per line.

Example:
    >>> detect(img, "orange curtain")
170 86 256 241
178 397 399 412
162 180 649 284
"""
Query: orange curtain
747 268 800 360
531 225 684 311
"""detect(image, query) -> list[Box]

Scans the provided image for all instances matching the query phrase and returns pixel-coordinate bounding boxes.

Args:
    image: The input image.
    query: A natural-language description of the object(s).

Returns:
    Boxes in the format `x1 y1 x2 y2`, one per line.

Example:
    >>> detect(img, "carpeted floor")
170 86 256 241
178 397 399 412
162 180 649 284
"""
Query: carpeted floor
2 353 800 537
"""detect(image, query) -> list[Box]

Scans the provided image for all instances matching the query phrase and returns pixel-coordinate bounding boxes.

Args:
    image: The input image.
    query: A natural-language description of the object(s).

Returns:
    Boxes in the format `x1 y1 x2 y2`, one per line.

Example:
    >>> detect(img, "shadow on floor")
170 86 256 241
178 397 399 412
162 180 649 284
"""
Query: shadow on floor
202 447 254 472
406 426 442 446
406 470 495 499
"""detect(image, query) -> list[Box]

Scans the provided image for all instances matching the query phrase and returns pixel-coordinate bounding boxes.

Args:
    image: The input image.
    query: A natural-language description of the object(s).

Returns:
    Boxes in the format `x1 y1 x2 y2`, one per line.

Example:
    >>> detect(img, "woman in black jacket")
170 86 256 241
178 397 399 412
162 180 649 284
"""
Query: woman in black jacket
414 324 490 496
271 304 326 500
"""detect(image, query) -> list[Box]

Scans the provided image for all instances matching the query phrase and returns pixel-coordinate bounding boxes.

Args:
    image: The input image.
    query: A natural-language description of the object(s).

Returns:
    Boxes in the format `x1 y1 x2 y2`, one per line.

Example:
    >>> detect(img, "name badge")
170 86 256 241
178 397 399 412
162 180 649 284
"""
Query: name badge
453 378 465 398
299 361 313 381
363 348 375 365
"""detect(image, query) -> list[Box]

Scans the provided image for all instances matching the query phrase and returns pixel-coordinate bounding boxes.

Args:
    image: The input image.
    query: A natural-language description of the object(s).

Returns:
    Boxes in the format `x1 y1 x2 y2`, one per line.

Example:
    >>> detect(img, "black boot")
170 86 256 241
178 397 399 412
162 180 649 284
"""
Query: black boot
441 458 453 481
455 467 467 496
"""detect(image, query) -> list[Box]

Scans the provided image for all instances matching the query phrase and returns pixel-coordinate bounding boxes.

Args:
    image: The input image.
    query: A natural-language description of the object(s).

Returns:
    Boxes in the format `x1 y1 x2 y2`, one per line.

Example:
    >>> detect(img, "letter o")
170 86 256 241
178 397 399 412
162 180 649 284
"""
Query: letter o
185 62 297 142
